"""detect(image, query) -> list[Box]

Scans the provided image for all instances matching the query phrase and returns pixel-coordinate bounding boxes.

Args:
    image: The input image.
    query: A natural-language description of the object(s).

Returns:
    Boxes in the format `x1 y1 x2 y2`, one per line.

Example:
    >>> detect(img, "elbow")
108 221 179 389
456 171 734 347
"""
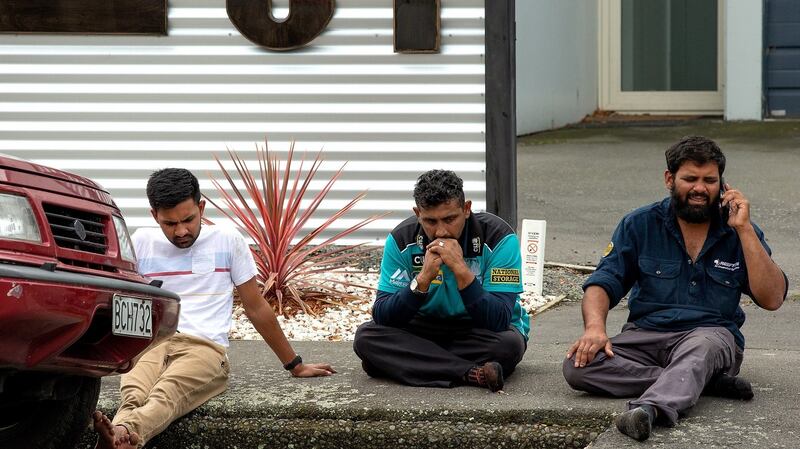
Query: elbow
371 301 401 327
762 298 783 311
372 313 390 326
371 304 388 325
754 293 784 311
483 309 512 332
488 321 510 333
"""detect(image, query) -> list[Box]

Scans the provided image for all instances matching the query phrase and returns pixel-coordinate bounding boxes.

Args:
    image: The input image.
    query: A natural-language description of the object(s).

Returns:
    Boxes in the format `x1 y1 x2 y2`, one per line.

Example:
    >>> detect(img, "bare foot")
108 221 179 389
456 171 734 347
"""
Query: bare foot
93 412 115 449
93 411 140 449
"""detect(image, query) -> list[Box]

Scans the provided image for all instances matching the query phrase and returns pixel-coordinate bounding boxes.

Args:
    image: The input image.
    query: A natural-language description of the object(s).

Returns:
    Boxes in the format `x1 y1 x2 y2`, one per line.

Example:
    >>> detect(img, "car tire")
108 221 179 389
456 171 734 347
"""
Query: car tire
0 375 101 449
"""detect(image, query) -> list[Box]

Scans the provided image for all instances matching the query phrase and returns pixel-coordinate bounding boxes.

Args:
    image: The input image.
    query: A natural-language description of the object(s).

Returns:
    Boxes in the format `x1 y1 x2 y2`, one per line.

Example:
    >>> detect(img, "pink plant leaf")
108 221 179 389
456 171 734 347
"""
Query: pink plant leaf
206 139 387 315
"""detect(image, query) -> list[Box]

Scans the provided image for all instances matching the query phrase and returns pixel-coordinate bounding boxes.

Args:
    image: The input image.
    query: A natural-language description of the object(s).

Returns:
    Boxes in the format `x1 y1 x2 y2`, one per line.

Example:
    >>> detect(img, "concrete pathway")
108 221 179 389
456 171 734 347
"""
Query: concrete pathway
81 297 800 448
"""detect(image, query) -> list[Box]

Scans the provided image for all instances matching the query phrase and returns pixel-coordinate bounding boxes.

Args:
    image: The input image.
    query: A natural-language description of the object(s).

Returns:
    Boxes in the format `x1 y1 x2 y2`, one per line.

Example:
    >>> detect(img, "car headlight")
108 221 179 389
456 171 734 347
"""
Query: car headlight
0 193 41 242
112 215 137 263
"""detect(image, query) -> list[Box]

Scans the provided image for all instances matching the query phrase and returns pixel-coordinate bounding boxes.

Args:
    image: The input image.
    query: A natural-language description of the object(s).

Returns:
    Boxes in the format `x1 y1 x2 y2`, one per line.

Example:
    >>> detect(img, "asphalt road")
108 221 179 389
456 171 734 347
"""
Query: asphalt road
517 121 800 291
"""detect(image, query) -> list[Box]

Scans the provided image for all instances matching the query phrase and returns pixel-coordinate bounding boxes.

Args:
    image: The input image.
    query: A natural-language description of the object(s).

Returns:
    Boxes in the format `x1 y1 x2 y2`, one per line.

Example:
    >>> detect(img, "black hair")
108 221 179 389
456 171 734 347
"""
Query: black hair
665 136 726 176
413 169 465 209
146 168 201 210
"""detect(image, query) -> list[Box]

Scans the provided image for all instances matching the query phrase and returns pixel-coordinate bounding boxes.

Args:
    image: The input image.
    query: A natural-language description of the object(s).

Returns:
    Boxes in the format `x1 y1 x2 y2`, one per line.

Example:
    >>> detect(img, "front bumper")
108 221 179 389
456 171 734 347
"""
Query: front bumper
0 263 180 377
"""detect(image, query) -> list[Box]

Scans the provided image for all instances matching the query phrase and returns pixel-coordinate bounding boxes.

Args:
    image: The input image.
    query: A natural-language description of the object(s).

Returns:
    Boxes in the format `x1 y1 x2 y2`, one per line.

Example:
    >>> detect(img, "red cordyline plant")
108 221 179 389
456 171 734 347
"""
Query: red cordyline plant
203 140 388 315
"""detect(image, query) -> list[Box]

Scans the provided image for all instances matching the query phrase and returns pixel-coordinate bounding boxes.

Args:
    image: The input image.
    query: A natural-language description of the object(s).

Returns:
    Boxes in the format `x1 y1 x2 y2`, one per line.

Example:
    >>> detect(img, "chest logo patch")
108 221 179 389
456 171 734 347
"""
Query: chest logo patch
603 242 614 257
490 268 520 284
713 259 740 271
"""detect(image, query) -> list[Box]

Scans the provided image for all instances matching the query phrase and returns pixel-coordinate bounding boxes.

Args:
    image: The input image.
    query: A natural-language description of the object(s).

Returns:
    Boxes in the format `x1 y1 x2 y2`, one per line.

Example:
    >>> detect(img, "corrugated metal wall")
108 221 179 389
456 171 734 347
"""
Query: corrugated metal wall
0 0 486 243
765 0 800 117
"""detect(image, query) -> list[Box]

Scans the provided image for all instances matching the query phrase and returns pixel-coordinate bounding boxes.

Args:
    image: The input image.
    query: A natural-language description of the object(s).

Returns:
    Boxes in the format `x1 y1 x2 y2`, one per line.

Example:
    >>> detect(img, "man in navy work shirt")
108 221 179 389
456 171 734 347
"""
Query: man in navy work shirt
353 169 529 391
562 136 788 441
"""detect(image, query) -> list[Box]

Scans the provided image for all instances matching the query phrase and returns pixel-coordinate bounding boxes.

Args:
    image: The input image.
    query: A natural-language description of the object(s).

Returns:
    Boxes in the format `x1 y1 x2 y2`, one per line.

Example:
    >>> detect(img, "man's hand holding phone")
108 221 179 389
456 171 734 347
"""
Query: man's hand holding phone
719 180 752 232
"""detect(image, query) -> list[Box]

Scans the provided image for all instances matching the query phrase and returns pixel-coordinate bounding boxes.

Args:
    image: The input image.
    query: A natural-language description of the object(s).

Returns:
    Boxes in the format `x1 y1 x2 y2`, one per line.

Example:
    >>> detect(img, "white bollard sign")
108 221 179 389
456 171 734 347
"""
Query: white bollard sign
520 219 546 296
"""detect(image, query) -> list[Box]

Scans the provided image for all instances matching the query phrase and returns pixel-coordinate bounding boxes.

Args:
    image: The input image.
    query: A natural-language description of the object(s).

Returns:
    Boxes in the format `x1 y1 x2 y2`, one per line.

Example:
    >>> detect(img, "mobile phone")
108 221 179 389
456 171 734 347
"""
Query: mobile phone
719 176 729 223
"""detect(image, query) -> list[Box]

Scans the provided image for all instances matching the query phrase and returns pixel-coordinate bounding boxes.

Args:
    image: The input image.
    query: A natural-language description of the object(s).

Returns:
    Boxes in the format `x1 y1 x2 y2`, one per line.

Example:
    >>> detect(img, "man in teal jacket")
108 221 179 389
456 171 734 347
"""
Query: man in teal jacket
353 169 529 391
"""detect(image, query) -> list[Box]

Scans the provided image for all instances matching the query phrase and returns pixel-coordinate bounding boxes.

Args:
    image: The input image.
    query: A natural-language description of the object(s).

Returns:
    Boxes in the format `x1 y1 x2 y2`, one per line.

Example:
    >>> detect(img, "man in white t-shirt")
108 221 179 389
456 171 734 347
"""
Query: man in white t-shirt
93 168 335 449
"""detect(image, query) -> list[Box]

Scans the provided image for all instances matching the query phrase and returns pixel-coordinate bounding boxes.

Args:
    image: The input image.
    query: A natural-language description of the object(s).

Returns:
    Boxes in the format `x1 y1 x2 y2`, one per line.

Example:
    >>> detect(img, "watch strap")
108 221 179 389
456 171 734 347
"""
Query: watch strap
283 354 302 371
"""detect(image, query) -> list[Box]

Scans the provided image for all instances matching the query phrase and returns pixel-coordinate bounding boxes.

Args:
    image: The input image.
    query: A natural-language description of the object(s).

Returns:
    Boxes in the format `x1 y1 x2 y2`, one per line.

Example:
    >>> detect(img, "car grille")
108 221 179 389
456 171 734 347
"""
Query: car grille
43 204 108 255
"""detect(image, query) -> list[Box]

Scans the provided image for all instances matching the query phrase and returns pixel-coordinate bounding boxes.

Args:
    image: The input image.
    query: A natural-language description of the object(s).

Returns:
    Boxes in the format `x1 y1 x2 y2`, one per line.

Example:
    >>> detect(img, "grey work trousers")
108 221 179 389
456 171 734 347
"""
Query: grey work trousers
562 323 743 425
353 319 527 388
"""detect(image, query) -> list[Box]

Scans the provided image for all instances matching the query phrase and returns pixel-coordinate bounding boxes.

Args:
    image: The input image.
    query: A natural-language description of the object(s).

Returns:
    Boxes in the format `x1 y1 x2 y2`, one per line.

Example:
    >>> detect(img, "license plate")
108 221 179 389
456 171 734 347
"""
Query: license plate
112 295 153 338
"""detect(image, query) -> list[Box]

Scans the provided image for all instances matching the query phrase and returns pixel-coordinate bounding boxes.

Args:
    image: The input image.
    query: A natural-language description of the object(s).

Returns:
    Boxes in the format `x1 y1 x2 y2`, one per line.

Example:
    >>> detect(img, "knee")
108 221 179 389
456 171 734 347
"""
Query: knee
562 357 587 391
491 330 526 363
353 321 380 357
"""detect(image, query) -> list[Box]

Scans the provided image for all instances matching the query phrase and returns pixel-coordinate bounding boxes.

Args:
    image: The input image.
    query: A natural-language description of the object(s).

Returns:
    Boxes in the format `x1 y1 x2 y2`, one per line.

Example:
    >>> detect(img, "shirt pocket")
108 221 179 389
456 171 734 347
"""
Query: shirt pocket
192 252 215 274
637 257 681 303
706 268 742 318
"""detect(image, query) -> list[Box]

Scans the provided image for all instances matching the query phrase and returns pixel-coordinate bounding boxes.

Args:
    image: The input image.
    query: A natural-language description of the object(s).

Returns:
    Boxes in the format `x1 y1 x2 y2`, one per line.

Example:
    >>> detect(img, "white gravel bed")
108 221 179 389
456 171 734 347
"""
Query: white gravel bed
228 269 559 342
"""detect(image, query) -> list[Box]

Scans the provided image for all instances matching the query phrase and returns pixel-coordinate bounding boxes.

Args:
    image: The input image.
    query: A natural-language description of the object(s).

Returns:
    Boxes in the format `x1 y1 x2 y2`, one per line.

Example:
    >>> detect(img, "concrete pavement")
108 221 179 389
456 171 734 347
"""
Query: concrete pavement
80 296 800 448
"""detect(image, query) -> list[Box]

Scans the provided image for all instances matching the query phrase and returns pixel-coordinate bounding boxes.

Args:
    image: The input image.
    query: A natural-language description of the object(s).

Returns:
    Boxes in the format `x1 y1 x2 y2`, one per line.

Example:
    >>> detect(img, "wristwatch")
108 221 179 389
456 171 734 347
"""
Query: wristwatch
283 354 302 371
410 277 428 295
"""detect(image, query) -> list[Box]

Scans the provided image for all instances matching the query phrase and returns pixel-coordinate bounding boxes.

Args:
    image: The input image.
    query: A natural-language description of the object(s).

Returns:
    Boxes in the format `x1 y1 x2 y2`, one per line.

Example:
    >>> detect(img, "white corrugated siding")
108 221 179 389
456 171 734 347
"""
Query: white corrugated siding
0 0 486 243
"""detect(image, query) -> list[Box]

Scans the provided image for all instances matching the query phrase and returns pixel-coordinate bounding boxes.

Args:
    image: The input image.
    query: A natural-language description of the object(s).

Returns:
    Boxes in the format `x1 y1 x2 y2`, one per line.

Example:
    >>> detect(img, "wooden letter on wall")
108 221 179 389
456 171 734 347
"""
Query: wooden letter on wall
394 0 440 53
0 0 166 34
227 0 335 51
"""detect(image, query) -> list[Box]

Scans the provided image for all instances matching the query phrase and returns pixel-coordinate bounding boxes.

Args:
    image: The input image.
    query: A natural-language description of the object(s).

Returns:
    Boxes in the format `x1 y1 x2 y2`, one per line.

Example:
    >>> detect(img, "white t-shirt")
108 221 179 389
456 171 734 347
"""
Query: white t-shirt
132 225 257 347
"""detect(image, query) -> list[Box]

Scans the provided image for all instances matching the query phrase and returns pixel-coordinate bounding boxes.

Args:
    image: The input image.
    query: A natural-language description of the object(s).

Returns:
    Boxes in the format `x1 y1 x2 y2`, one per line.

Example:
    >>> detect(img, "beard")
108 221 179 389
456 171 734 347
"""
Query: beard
170 231 198 248
671 187 718 224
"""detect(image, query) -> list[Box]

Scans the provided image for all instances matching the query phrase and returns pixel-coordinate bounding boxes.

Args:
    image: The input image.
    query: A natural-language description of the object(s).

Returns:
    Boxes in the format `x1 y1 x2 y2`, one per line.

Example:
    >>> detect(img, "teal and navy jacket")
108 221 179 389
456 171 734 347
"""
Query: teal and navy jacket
585 197 789 349
374 212 530 340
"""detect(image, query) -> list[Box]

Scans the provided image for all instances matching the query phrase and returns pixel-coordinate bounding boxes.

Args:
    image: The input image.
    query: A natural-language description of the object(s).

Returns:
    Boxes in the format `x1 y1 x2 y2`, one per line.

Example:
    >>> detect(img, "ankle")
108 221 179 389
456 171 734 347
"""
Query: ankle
639 404 657 424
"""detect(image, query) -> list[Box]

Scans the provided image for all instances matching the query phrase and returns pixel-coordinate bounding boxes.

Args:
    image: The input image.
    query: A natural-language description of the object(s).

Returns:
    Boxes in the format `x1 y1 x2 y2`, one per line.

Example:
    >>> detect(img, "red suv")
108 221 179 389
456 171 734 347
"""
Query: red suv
0 154 180 449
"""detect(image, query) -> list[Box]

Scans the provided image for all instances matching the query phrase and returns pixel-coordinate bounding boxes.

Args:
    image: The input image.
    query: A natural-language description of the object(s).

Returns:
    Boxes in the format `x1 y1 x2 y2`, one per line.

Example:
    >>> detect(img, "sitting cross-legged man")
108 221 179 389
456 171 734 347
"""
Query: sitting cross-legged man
562 136 788 441
353 169 529 392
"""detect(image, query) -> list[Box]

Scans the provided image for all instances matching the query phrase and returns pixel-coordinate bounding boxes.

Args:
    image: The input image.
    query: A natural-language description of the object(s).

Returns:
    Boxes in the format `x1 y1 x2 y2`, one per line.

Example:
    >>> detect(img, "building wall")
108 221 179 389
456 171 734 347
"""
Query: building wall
725 0 763 120
515 0 598 135
0 0 487 243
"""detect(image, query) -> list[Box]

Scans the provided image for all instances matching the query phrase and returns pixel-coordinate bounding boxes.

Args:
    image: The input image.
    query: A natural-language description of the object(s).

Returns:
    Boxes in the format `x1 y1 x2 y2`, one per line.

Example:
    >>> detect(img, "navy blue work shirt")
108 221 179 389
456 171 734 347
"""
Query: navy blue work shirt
585 197 788 349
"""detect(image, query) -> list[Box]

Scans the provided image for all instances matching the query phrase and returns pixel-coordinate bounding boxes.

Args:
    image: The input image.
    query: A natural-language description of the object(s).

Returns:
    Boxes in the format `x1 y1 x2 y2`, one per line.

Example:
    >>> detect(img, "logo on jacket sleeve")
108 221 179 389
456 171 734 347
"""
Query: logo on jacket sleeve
603 242 614 257
490 268 520 284
389 268 411 287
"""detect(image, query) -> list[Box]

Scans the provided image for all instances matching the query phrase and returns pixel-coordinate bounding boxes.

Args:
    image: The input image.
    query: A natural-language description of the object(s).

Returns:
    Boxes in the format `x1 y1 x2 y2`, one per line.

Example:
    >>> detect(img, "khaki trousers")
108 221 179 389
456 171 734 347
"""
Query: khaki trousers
112 333 229 447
